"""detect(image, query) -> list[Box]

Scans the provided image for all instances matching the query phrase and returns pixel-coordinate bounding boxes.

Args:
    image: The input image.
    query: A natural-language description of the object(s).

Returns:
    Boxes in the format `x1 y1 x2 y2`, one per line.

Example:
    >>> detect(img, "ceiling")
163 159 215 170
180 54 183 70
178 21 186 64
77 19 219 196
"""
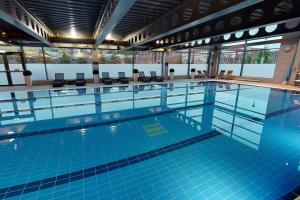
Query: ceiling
17 0 183 40
1 0 299 49
112 0 183 39
17 0 106 38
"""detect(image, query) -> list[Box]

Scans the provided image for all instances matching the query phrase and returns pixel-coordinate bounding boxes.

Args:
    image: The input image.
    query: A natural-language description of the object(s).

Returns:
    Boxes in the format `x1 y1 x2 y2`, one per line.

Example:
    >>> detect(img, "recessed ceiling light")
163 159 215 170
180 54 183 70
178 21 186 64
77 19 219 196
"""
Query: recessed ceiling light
70 27 77 38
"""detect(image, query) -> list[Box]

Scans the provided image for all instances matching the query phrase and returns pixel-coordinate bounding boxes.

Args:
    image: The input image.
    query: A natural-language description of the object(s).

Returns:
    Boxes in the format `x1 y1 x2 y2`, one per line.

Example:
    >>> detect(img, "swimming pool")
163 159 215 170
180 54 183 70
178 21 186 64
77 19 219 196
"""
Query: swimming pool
0 81 299 200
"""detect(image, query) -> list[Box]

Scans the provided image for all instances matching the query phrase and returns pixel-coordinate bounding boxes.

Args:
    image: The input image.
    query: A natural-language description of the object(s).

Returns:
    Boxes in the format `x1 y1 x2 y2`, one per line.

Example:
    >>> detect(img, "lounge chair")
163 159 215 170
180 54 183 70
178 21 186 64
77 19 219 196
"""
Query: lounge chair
197 70 205 79
294 72 300 86
118 72 129 84
218 70 226 79
203 70 215 78
102 72 113 84
138 71 151 82
75 73 85 86
150 71 163 82
224 70 234 79
53 73 64 87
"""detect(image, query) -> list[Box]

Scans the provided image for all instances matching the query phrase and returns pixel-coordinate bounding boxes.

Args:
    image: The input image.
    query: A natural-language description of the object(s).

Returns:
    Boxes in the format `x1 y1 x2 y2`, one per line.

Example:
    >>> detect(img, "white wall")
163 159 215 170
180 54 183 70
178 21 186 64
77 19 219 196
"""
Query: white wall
242 64 276 78
47 64 93 80
135 64 162 76
218 64 241 76
27 64 47 80
99 64 132 78
169 64 188 76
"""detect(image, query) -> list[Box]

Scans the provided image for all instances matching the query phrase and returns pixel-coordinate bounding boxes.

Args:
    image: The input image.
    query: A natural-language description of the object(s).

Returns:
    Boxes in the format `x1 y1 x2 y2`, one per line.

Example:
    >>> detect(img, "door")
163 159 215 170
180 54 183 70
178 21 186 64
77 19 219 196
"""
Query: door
0 55 9 86
0 52 26 86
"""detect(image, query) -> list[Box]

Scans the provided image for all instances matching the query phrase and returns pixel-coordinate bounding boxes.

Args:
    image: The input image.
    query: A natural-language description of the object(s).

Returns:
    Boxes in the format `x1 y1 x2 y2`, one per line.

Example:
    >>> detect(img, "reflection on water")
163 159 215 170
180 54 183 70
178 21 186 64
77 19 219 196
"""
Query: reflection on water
0 82 299 151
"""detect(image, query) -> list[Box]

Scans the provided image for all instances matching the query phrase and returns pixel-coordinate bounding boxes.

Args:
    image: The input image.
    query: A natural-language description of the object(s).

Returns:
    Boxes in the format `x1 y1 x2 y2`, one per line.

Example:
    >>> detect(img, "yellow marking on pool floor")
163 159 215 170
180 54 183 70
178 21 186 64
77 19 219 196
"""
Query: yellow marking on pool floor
143 123 167 137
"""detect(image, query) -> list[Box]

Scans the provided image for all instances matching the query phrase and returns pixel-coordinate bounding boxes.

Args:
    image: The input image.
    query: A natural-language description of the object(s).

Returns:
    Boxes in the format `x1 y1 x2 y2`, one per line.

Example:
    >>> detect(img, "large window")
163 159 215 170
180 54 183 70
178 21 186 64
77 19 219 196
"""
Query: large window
23 47 46 80
0 45 21 52
98 50 132 64
242 41 280 78
134 51 162 76
167 49 189 64
23 47 44 64
44 48 93 80
44 48 92 64
190 48 209 72
135 51 161 64
219 47 244 76
98 50 133 78
167 50 189 76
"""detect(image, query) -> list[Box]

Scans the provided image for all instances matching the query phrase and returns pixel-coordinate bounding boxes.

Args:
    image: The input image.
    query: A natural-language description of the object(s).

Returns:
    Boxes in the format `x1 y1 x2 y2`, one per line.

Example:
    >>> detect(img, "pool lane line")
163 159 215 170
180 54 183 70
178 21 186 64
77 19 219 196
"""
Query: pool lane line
0 87 252 115
0 130 221 199
0 102 215 141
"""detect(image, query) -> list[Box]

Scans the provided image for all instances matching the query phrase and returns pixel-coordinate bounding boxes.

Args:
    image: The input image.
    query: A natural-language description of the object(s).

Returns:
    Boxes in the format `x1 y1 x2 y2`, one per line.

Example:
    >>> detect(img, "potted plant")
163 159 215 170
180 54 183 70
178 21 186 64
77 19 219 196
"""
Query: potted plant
23 70 32 87
93 69 99 84
169 68 175 80
133 69 139 82
191 68 196 79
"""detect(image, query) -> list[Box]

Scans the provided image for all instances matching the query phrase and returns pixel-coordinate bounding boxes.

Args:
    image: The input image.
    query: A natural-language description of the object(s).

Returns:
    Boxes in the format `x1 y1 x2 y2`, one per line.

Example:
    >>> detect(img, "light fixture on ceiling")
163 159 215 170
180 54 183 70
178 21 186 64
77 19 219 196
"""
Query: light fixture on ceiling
105 33 112 40
70 27 77 38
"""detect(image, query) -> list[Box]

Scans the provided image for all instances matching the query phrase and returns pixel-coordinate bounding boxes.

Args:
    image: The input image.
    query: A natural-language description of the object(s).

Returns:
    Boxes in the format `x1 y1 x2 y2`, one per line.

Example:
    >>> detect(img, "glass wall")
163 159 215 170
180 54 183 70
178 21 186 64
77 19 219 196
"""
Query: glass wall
0 55 8 85
218 46 244 76
23 47 47 80
218 36 281 79
44 48 93 79
98 50 133 78
167 49 189 76
0 37 281 82
135 51 162 76
190 48 209 72
243 42 280 78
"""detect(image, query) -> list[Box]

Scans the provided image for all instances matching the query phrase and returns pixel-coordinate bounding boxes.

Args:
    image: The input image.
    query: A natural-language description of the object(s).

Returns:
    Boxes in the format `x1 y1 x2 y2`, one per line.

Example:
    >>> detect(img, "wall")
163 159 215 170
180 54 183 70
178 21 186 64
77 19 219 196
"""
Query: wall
135 64 162 76
99 64 132 78
218 64 241 76
26 64 47 80
273 36 300 83
242 64 276 78
169 64 188 76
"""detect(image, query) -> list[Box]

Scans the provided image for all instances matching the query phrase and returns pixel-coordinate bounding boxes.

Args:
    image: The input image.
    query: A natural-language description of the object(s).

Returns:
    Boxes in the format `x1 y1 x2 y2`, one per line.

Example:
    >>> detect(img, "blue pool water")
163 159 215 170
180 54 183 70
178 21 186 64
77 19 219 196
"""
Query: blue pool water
0 81 299 200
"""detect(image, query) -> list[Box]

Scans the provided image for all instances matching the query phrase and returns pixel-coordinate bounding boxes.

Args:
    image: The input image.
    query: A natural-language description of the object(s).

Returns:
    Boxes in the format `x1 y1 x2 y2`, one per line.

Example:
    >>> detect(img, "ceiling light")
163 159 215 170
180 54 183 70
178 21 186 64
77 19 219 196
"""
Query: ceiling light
105 33 112 40
70 27 77 38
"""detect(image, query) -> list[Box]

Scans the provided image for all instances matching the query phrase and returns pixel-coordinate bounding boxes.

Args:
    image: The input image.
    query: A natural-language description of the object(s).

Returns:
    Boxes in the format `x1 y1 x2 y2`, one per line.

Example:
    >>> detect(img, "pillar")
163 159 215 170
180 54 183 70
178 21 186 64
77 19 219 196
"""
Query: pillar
273 35 300 84
209 47 219 76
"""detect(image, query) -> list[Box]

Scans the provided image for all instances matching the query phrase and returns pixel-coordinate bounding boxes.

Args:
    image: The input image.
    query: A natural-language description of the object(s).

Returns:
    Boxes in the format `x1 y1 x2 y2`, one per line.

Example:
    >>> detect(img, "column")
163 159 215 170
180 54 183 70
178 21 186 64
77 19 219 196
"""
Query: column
273 35 300 84
209 47 219 76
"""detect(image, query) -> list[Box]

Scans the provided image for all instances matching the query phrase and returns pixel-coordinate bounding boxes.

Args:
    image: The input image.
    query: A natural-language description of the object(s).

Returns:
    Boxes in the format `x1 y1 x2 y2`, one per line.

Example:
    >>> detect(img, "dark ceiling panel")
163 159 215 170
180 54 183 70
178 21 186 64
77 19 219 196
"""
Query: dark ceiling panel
17 0 106 38
112 0 183 39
